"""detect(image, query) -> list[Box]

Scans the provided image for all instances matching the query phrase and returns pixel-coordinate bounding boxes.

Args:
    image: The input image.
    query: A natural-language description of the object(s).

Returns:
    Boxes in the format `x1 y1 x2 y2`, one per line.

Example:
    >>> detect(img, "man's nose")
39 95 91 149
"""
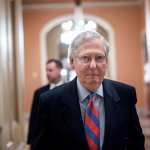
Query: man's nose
89 58 96 68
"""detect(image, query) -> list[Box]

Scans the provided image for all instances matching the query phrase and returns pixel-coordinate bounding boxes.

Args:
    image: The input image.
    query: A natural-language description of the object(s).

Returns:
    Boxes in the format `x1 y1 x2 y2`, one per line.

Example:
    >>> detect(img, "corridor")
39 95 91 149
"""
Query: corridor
0 0 150 149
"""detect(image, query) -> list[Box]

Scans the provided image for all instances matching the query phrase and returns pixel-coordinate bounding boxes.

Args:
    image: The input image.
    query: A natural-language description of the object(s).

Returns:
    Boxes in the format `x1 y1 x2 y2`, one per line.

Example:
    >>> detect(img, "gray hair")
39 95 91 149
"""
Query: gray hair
68 30 110 63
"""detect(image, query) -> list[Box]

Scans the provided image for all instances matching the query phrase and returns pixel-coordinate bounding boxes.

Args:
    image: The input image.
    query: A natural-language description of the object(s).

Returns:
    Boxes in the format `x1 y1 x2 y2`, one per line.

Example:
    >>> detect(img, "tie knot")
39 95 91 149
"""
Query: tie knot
88 92 97 102
90 92 97 97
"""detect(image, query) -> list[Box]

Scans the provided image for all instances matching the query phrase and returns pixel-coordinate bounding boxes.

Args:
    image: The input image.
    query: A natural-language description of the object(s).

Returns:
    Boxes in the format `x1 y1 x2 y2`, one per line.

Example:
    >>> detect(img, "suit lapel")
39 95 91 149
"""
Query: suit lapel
102 79 120 150
59 78 89 148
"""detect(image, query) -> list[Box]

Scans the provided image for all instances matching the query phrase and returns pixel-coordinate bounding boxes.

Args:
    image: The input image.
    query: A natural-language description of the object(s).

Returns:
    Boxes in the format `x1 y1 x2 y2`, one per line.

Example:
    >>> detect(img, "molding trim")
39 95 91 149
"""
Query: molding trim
40 14 117 84
23 0 143 10
23 3 74 10
83 0 143 8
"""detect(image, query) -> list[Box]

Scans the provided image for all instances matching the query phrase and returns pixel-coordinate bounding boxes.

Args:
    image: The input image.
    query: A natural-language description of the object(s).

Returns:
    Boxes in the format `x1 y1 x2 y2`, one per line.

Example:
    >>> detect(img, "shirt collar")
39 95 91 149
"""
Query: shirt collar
49 79 64 89
77 78 104 102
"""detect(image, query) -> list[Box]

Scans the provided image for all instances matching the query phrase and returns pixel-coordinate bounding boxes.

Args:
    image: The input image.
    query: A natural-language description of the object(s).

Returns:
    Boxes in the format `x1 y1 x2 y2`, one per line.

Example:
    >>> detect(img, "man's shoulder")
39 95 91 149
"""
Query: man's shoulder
35 84 49 94
103 79 137 104
40 79 76 100
103 79 135 91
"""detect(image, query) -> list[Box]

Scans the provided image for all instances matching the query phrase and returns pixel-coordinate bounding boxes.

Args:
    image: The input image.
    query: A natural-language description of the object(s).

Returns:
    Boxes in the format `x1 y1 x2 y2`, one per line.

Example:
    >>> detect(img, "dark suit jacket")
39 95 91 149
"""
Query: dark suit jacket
33 78 145 150
27 84 49 145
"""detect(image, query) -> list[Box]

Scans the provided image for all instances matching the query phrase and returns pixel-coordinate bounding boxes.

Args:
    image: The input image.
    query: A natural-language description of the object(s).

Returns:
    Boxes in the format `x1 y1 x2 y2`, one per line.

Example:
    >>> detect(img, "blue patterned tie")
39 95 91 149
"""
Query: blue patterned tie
84 93 100 150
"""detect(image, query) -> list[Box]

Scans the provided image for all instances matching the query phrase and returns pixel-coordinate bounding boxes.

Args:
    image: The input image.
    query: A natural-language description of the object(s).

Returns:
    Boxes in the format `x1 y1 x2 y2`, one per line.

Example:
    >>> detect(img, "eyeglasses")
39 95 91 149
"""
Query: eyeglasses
76 55 106 64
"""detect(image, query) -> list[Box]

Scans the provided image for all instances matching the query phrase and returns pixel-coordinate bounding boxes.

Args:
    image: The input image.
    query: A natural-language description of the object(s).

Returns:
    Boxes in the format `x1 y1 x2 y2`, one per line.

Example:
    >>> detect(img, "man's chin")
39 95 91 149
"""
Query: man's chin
84 84 99 91
87 78 99 83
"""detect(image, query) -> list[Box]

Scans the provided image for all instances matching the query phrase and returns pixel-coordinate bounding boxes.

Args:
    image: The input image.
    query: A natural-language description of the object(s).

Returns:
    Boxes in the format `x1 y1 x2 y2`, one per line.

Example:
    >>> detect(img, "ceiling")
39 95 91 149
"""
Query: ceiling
23 0 142 5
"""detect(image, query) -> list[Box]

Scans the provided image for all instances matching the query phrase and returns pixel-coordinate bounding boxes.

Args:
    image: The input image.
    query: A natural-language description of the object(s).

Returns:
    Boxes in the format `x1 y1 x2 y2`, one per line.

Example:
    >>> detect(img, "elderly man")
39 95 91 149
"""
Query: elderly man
33 31 145 150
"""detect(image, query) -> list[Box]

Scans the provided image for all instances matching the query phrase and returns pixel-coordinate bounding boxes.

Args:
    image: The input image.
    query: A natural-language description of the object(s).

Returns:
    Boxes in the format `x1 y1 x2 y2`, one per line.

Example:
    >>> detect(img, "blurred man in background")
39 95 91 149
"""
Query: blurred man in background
27 58 64 149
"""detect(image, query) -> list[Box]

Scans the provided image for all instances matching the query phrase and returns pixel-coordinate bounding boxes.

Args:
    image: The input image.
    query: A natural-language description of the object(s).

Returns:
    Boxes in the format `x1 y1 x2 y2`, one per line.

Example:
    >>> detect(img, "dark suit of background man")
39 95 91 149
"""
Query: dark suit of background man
27 58 64 148
34 31 145 150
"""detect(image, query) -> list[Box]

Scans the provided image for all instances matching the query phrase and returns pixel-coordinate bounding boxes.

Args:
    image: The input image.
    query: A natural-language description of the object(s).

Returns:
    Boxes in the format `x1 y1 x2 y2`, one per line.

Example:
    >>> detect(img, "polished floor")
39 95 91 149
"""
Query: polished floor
140 114 150 150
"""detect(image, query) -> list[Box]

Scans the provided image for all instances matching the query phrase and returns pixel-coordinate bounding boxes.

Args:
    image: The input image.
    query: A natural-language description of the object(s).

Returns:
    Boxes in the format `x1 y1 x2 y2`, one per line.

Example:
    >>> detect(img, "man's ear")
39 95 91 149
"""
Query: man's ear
70 58 74 69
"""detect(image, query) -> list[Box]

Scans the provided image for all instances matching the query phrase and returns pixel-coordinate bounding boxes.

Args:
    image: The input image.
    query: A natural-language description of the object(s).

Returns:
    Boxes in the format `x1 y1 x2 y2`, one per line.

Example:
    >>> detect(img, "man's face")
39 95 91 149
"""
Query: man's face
46 62 61 83
72 38 108 91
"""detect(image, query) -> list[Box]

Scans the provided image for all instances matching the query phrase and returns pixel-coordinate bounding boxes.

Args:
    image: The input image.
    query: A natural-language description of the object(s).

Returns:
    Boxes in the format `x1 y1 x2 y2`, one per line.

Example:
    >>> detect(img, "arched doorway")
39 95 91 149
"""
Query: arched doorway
40 14 117 84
